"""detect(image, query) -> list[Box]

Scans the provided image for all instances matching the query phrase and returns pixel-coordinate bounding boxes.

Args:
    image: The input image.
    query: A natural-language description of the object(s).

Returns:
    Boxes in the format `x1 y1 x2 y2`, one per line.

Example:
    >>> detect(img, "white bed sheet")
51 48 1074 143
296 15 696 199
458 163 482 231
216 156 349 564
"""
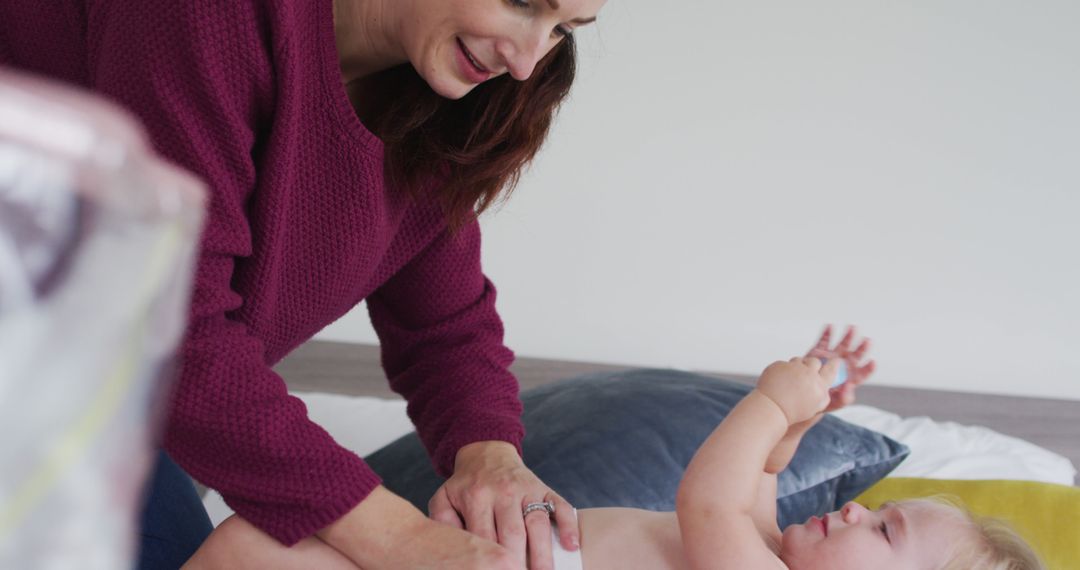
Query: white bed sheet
201 394 1077 526
832 405 1076 485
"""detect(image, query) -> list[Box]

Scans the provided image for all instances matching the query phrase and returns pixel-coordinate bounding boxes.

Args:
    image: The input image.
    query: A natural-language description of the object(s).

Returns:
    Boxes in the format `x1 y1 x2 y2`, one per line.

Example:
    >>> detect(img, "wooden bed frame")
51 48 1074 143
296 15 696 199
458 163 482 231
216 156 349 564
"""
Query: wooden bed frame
276 340 1080 486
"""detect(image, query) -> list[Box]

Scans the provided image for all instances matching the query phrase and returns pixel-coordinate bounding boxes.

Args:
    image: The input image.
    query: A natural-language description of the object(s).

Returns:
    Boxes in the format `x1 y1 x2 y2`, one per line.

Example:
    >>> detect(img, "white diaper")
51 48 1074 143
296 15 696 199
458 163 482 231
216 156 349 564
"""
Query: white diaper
549 510 584 570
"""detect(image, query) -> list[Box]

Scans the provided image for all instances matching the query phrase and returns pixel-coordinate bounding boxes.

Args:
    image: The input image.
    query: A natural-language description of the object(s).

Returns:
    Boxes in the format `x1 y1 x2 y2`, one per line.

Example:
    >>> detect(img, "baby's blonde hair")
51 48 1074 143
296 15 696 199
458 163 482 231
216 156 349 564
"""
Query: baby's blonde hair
899 496 1045 570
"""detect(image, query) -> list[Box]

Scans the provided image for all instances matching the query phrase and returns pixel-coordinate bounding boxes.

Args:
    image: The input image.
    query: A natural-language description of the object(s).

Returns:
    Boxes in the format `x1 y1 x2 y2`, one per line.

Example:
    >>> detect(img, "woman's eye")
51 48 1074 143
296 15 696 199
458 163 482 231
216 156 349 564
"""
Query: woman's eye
507 0 572 38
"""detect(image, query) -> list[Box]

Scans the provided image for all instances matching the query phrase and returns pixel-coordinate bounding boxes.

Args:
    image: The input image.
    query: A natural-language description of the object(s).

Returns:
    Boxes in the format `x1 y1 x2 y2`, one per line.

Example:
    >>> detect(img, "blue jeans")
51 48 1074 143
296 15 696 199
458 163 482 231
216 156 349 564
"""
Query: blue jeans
135 451 213 569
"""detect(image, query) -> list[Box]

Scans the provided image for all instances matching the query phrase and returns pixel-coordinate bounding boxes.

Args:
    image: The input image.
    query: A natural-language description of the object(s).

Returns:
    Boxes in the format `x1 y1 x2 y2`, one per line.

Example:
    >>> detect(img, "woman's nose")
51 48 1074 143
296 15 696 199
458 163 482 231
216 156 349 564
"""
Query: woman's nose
498 29 550 80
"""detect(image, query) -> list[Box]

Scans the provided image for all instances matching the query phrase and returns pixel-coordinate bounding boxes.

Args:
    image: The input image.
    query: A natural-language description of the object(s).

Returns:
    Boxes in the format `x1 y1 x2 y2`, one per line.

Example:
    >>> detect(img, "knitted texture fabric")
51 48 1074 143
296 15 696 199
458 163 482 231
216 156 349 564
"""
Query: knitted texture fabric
1 0 525 545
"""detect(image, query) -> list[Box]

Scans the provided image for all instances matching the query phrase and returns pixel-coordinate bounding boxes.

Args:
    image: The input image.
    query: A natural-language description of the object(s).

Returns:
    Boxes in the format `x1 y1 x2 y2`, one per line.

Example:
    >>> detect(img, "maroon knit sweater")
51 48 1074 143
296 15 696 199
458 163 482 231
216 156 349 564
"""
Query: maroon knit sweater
1 0 525 545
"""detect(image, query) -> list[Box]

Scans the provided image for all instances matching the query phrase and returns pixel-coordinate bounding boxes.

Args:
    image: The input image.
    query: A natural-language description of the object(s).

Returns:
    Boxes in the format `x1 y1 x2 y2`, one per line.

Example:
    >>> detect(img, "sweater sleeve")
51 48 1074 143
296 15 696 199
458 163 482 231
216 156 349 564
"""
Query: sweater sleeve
84 1 380 545
366 218 525 478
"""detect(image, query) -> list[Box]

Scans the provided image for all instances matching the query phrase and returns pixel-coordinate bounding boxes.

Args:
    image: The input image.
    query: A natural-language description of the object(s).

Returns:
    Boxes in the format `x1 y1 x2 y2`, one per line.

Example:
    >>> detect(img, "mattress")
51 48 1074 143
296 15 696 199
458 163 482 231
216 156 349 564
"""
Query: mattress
201 393 1077 525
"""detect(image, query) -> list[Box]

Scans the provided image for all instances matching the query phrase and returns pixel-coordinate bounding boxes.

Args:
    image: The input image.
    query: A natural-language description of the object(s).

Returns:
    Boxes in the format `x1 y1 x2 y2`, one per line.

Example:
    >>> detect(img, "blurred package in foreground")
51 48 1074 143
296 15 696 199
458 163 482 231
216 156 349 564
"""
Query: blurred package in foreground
0 67 206 569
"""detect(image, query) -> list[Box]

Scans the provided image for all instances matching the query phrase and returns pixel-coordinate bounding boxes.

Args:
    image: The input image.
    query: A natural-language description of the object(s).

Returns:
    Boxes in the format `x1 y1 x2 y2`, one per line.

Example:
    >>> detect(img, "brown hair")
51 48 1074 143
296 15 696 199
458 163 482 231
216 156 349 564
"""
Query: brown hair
366 36 578 229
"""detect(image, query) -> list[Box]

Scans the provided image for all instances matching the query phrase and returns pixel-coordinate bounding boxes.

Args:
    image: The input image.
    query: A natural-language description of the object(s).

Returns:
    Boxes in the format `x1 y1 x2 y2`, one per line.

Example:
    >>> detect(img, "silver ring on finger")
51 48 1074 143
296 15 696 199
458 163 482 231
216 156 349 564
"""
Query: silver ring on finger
522 500 555 518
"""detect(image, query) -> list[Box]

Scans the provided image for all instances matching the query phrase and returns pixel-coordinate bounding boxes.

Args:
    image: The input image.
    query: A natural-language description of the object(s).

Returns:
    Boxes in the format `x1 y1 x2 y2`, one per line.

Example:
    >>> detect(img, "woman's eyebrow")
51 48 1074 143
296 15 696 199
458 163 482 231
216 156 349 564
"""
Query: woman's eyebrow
544 0 599 25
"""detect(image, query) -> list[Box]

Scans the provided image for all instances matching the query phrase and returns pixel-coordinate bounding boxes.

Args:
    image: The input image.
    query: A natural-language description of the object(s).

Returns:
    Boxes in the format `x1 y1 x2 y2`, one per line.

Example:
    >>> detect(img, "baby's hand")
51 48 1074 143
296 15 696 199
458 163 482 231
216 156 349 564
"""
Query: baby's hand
806 325 876 412
755 357 838 425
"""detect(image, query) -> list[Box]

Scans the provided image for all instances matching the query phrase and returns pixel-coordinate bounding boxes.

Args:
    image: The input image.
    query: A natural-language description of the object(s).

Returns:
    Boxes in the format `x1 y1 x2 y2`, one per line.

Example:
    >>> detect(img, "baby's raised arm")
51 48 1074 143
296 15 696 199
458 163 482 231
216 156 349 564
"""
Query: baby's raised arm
675 357 839 570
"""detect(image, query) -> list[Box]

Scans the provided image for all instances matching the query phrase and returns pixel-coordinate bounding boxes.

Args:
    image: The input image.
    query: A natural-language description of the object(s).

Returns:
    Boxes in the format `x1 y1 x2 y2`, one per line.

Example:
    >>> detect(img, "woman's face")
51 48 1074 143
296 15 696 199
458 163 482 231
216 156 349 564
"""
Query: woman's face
402 0 606 99
779 501 969 570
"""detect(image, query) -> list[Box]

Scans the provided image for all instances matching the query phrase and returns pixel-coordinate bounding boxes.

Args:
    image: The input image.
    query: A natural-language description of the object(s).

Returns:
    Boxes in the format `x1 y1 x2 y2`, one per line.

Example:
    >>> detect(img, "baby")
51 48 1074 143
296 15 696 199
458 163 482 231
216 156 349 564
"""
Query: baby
192 329 1044 570
558 327 1044 569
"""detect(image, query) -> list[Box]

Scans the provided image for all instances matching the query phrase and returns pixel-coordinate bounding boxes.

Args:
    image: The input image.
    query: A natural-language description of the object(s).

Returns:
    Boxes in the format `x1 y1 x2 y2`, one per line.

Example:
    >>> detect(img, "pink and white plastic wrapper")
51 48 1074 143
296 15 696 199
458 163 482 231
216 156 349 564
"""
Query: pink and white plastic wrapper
0 68 206 569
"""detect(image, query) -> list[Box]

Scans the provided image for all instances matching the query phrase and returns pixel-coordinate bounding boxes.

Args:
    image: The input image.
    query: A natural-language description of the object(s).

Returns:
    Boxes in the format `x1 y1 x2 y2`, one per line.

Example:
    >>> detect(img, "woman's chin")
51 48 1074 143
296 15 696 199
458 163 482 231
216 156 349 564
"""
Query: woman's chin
422 73 476 100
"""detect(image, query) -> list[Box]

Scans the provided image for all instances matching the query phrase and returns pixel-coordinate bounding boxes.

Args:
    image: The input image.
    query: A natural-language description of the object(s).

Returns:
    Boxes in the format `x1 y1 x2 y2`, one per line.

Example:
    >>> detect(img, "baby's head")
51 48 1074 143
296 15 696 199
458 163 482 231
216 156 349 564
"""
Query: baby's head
779 496 1044 570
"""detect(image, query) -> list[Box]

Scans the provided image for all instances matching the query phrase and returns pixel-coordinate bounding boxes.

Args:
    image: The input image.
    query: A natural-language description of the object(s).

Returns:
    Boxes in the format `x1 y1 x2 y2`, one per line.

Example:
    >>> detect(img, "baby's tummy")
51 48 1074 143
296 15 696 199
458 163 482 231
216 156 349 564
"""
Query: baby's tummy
578 508 690 570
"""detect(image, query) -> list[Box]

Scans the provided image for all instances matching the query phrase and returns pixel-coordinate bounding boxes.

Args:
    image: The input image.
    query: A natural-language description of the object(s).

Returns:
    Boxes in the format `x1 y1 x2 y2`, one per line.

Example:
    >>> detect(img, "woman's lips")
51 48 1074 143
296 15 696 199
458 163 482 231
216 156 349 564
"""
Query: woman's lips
455 38 491 84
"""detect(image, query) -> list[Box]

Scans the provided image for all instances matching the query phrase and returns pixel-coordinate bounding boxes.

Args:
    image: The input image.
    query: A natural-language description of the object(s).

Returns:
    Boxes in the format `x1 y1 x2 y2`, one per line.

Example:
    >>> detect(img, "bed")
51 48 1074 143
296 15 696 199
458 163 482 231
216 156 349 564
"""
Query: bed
273 339 1080 484
199 339 1080 567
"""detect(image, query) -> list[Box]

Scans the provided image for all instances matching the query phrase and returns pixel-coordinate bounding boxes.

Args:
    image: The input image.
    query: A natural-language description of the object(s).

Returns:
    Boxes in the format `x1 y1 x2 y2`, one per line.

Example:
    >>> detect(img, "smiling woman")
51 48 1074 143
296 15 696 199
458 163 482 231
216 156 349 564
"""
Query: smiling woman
0 0 608 568
339 0 605 228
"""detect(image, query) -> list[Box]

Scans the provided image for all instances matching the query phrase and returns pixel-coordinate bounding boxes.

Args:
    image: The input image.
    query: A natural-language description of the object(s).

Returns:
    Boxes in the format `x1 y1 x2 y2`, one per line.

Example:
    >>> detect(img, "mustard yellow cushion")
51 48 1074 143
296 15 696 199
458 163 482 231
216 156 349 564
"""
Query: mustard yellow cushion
856 478 1080 570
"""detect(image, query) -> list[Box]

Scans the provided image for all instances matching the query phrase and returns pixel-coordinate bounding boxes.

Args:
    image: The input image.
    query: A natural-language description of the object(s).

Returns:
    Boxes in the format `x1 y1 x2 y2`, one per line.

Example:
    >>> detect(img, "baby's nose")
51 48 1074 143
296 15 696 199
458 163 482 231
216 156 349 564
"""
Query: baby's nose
840 501 866 522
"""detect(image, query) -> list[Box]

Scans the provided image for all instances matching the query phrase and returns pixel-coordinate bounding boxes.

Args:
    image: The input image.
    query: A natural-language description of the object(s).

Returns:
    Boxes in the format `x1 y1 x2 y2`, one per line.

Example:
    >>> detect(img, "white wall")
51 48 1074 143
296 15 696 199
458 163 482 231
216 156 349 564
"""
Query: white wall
319 0 1080 400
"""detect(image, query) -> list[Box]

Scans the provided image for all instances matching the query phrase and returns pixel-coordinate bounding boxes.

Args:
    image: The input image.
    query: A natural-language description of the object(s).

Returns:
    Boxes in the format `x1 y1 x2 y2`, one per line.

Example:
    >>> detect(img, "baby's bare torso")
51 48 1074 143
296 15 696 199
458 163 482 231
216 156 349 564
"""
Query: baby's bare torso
577 508 690 570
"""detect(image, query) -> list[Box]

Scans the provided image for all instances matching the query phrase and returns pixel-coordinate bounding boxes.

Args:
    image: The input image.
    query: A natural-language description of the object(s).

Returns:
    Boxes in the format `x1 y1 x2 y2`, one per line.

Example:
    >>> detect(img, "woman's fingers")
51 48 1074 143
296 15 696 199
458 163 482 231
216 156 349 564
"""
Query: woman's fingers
429 486 465 529
522 498 555 570
430 443 575 569
462 496 498 544
392 518 524 570
550 493 579 551
522 491 577 570
496 497 528 565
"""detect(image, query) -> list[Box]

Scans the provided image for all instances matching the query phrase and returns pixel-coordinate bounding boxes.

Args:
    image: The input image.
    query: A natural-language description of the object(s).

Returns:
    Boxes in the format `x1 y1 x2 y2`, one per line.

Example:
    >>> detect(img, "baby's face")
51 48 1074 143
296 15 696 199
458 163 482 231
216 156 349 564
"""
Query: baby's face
779 501 968 570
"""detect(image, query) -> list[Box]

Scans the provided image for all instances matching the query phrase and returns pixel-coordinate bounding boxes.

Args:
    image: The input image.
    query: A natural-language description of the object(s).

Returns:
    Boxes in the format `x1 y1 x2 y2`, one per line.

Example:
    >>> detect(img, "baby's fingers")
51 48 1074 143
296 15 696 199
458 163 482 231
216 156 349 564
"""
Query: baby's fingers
852 359 876 384
836 326 856 352
820 357 843 383
835 383 858 407
799 355 825 372
812 325 833 352
851 338 872 362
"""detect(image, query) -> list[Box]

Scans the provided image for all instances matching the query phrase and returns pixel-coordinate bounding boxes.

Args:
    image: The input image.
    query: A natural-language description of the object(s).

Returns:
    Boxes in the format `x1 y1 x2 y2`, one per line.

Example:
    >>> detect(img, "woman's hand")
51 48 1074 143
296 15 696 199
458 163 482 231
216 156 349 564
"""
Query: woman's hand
429 441 578 570
317 486 523 570
806 324 876 412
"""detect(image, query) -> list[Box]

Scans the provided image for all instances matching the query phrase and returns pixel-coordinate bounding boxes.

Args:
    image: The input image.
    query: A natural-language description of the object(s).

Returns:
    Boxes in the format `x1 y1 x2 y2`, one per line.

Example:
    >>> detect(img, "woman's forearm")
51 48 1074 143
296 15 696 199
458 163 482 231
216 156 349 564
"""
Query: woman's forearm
183 515 359 570
314 486 523 570
315 486 429 567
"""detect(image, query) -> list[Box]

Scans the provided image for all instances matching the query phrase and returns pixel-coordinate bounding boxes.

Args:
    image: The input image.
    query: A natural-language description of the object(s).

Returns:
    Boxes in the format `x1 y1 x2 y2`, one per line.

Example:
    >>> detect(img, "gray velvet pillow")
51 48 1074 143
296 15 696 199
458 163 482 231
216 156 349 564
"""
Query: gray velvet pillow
364 369 909 528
